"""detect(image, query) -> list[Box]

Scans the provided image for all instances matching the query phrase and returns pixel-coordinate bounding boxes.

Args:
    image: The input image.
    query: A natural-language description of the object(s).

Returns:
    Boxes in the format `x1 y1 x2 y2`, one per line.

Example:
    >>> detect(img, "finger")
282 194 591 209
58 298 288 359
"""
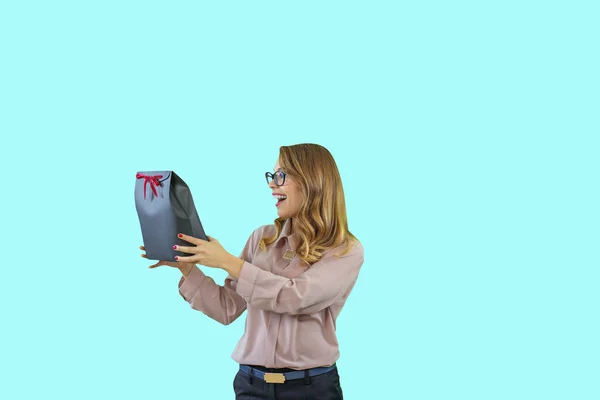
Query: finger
177 233 202 245
151 261 176 268
174 245 199 254
141 254 147 258
174 255 200 263
150 260 169 268
140 245 145 250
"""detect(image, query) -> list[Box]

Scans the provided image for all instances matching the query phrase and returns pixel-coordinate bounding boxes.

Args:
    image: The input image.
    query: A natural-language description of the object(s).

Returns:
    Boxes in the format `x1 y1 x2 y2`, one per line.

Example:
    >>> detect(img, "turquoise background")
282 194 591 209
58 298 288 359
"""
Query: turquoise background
1 1 598 399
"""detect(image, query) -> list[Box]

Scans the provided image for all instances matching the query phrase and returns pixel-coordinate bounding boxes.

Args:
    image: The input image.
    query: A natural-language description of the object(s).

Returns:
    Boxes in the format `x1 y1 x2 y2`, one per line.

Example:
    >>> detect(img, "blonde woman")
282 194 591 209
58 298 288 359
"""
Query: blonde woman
141 143 364 400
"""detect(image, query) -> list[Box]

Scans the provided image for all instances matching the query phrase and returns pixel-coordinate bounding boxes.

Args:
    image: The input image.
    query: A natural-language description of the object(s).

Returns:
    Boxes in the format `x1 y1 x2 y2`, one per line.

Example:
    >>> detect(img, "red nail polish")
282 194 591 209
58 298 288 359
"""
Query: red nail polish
178 234 183 238
173 245 177 249
175 256 179 260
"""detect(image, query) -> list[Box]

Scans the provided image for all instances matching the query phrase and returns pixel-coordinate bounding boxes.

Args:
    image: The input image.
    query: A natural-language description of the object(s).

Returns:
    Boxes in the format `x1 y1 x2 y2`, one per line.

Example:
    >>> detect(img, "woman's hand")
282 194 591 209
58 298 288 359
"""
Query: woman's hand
140 245 195 275
174 234 234 269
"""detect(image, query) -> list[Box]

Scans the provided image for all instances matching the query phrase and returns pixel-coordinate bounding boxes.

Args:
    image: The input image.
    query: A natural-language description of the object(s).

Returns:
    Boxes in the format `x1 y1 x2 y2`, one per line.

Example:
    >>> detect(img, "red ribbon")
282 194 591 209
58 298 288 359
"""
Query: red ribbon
136 173 163 199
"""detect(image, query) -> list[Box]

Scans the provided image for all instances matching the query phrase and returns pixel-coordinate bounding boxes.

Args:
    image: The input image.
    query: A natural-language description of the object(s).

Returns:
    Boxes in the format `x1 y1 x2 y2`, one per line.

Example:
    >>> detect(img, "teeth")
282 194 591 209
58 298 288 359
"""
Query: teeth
274 195 287 200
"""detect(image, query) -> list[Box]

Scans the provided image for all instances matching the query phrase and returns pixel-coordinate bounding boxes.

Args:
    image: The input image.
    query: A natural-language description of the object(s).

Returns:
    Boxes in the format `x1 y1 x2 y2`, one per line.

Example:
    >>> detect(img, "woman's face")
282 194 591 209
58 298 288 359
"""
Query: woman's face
269 160 303 219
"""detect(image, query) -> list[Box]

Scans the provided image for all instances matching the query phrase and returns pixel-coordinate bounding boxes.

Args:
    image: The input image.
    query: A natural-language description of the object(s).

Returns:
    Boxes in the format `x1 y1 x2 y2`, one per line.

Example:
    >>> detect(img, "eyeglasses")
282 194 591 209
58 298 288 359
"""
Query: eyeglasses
265 170 286 186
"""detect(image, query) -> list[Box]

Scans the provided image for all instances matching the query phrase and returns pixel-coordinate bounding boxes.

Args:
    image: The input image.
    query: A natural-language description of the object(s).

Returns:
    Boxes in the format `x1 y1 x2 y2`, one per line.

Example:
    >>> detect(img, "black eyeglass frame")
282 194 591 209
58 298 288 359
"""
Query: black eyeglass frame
265 170 286 186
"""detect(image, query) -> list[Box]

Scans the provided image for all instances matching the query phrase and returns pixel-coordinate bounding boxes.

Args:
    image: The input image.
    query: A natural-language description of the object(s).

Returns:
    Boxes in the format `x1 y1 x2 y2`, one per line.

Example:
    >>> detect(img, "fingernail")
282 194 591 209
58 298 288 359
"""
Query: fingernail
173 245 177 249
178 234 183 238
174 256 179 260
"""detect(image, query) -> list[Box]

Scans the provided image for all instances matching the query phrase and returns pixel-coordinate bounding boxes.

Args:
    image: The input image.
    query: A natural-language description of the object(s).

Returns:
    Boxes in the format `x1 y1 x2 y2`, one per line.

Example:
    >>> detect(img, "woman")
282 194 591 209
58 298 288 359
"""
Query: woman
140 143 364 400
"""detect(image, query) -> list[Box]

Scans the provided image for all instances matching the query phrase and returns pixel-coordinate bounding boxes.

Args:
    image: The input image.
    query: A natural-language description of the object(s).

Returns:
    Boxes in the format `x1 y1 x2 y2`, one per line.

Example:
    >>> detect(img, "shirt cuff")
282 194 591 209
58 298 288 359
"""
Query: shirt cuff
235 261 260 301
178 266 206 301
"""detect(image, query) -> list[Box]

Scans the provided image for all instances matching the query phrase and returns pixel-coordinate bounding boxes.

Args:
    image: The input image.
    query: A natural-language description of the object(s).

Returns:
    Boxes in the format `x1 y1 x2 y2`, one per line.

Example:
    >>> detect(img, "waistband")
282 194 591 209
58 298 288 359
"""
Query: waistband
239 364 336 383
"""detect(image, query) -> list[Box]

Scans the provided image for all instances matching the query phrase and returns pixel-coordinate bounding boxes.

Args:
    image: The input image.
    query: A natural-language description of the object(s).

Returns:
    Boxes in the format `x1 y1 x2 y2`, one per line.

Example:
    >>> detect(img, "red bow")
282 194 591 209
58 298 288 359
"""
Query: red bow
136 173 163 199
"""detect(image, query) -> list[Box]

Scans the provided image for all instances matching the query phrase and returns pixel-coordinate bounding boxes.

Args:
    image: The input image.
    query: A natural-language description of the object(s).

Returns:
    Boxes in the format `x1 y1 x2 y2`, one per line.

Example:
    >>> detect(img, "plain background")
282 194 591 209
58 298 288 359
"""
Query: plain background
1 1 598 399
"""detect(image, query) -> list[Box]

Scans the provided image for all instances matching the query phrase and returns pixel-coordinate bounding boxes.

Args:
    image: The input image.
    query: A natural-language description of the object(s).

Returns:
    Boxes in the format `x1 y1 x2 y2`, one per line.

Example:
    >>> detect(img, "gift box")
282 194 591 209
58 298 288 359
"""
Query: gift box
135 171 209 261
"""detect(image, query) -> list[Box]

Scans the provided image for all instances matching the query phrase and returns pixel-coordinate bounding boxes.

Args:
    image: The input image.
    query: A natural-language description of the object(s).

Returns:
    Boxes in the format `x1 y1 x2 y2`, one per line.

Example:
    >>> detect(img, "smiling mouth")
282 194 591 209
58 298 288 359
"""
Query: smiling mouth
274 195 287 207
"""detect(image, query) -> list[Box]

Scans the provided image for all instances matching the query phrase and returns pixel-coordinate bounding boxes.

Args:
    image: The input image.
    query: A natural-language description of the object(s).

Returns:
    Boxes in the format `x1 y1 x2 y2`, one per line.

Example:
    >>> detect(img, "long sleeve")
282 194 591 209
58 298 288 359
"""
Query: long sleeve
177 230 258 325
235 242 364 315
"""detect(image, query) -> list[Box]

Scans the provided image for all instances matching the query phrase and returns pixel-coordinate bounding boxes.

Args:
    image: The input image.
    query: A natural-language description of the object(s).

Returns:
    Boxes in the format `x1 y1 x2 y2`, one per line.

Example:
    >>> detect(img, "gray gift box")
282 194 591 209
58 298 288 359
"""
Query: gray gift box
135 171 209 261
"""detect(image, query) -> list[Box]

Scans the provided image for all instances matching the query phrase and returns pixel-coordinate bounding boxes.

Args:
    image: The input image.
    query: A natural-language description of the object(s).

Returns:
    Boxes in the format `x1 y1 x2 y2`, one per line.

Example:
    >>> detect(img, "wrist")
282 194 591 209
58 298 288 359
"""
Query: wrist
221 254 244 279
180 263 194 277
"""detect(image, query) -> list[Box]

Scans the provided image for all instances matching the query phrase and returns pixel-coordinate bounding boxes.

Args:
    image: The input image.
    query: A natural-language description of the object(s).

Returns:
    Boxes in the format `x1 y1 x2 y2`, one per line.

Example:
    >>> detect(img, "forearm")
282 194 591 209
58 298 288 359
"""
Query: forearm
235 247 364 315
178 266 246 325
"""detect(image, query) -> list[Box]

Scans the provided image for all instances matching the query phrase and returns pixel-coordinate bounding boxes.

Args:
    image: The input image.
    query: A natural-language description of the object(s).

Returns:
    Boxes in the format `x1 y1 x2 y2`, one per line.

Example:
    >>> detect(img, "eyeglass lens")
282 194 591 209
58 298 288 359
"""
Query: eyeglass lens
267 171 285 185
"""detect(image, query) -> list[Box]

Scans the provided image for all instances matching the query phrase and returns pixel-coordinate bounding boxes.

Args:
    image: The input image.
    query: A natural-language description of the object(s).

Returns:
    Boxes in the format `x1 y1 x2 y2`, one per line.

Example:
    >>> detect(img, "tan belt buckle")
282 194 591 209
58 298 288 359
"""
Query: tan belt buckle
264 372 286 384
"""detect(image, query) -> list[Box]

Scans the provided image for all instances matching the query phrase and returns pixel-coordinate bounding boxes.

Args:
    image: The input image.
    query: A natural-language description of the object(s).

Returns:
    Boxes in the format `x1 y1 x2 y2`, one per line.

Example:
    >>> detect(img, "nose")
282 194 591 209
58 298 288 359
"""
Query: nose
268 179 277 189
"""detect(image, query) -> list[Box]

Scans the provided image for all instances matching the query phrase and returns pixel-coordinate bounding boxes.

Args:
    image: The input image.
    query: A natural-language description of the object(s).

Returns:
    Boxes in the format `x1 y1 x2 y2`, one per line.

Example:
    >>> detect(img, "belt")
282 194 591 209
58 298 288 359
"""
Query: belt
239 364 336 384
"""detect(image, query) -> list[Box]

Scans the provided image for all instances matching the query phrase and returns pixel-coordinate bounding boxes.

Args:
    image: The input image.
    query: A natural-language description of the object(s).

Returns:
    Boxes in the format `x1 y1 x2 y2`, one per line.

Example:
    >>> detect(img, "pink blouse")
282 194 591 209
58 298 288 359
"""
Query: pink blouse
178 218 364 370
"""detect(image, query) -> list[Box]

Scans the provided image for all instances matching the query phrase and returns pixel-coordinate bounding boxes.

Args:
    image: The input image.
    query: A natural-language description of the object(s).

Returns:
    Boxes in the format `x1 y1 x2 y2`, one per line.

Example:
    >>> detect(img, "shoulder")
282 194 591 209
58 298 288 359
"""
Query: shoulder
325 238 364 261
351 239 364 254
345 237 364 253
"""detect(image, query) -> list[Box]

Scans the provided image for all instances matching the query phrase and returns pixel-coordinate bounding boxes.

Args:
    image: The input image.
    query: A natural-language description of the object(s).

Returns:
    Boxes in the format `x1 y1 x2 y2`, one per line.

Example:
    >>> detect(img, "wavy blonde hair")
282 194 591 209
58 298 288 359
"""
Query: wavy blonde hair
258 143 359 266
